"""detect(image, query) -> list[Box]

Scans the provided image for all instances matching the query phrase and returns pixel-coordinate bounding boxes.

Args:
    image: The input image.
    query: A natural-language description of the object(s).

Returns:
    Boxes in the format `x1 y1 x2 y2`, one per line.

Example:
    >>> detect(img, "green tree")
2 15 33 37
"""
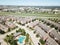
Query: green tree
25 33 29 42
36 34 40 38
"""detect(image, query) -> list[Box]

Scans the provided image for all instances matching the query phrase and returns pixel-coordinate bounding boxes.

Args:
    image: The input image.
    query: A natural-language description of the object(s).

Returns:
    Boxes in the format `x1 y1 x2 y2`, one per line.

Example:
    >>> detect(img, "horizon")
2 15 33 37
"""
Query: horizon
0 5 60 6
0 0 60 6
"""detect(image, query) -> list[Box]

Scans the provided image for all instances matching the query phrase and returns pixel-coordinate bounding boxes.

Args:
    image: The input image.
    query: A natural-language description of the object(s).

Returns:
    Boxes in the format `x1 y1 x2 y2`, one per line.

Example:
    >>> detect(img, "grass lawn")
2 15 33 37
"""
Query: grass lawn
0 12 60 19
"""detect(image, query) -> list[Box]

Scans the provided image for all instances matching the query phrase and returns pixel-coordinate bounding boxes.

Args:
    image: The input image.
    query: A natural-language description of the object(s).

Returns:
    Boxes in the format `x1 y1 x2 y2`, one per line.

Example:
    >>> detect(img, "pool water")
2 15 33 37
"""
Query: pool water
18 36 26 43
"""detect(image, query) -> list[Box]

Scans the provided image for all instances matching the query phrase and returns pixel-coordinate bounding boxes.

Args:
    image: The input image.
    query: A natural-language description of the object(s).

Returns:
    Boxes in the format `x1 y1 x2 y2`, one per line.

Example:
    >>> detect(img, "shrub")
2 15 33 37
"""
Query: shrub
47 23 50 25
55 27 58 30
50 25 54 28
36 34 40 38
4 34 18 45
33 31 36 34
39 39 45 44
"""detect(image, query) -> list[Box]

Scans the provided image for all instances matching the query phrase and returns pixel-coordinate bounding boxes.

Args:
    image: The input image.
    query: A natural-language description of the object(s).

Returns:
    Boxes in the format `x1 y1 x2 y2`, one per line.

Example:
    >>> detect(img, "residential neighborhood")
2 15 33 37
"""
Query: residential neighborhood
0 0 60 45
0 15 60 45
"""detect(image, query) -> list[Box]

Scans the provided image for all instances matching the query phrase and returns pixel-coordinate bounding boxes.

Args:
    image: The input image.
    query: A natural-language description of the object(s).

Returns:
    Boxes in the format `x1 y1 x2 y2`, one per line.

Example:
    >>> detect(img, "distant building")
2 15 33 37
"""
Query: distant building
28 20 39 28
34 26 58 45
38 22 60 44
40 8 52 14
53 9 60 14
34 26 48 41
16 17 36 25
45 37 59 45
0 24 8 32
49 29 60 44
5 21 16 29
43 19 60 31
13 32 21 37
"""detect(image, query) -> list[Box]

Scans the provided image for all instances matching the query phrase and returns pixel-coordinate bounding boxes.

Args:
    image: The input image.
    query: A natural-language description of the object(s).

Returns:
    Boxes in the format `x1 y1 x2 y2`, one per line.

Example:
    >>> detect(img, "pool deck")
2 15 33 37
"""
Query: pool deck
15 35 26 45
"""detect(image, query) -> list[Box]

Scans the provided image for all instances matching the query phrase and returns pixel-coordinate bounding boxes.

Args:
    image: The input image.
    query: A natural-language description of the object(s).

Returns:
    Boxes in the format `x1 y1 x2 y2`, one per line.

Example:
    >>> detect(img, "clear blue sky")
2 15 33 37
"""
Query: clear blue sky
0 0 60 6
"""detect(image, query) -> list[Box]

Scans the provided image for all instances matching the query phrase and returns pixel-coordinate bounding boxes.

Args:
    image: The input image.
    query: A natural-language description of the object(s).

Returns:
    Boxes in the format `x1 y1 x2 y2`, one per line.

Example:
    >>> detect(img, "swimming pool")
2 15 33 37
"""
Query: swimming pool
18 36 26 43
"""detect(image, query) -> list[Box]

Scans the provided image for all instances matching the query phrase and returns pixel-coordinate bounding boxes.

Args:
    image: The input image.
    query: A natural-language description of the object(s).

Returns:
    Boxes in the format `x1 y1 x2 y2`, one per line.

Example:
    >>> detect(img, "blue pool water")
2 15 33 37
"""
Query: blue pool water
18 36 26 43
